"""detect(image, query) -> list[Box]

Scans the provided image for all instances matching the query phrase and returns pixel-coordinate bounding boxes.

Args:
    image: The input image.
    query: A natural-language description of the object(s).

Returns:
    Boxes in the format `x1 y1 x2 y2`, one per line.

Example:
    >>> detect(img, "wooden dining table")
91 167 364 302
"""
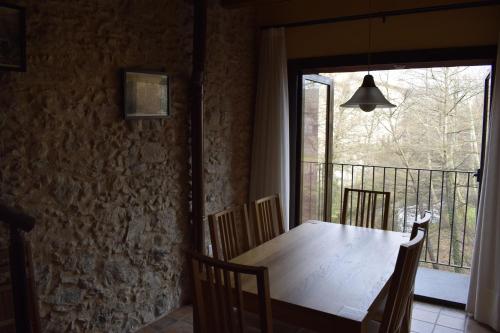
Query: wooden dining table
230 221 410 333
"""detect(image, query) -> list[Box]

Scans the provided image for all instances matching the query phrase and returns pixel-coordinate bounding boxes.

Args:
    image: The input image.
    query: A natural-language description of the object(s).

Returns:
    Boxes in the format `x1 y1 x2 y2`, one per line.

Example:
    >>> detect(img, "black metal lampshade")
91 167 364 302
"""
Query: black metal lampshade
340 74 396 112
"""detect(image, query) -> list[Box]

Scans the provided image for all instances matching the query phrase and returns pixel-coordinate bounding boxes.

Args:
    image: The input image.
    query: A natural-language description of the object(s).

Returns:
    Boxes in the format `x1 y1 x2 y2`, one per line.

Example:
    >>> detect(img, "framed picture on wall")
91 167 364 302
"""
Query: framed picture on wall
123 70 169 119
0 3 26 71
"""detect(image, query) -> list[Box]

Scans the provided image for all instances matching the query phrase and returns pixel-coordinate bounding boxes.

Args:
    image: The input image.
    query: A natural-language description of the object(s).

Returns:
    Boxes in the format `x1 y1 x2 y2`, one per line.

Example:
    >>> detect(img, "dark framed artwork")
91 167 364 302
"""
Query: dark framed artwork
0 3 26 71
123 70 169 119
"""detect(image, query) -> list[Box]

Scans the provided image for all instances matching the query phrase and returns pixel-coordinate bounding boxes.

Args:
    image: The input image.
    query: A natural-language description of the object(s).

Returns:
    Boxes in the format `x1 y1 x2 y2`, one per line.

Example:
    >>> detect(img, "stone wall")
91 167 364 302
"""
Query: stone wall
0 0 258 331
204 1 257 241
0 1 193 332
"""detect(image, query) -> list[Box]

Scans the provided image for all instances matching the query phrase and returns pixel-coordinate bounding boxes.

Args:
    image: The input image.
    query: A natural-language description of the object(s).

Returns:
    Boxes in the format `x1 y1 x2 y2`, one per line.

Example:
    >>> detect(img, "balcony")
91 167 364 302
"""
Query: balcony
301 161 478 306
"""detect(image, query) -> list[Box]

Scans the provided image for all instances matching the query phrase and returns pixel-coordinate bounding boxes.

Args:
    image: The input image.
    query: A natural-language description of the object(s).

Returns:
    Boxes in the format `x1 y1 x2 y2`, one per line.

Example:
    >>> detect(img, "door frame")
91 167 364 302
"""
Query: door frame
288 45 497 229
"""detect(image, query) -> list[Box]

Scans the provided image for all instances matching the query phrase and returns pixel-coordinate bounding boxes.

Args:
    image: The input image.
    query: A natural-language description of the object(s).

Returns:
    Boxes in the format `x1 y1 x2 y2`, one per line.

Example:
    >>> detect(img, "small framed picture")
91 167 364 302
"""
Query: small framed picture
0 3 26 71
123 70 169 119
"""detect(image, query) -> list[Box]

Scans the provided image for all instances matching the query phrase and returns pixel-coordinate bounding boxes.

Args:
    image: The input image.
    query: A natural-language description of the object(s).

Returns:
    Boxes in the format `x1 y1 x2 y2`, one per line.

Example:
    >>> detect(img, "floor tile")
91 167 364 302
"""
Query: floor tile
151 316 177 331
161 321 193 333
411 319 435 333
437 313 466 330
440 308 467 319
413 307 439 323
433 325 463 333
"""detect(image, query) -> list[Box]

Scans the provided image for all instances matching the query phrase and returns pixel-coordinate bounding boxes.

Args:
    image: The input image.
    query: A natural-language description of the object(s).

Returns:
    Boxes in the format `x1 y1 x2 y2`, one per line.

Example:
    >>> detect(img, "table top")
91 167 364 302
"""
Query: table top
230 221 409 327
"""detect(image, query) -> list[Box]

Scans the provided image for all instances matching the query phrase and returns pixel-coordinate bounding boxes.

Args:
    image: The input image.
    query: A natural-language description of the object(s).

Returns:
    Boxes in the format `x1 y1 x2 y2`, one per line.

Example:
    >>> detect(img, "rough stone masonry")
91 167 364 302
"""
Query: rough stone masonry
0 0 257 332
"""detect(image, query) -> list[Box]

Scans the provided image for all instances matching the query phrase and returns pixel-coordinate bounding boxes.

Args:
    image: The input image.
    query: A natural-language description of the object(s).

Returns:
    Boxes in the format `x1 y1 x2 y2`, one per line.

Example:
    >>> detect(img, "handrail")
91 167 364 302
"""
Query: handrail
302 161 476 174
0 204 35 232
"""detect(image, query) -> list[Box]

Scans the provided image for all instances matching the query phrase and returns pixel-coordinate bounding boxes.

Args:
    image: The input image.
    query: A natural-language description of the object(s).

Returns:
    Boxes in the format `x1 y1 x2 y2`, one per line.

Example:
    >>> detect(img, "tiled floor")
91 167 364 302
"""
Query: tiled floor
136 301 496 333
410 302 495 333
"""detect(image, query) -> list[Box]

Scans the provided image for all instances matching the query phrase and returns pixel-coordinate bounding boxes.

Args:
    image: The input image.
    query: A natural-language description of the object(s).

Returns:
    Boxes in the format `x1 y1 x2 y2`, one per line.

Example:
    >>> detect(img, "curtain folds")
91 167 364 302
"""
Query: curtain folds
249 28 290 230
466 36 500 332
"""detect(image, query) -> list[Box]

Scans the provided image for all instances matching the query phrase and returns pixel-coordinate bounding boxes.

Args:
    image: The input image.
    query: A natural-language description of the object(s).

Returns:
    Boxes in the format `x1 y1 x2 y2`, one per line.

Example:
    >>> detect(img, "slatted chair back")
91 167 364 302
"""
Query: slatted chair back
190 252 273 333
251 194 285 245
410 211 431 240
379 229 425 333
208 205 252 261
340 188 390 230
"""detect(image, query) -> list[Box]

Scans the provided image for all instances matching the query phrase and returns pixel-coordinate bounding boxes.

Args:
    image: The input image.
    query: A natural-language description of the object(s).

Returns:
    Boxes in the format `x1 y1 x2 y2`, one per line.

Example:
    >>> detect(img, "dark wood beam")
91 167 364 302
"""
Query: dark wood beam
262 0 500 29
191 0 207 252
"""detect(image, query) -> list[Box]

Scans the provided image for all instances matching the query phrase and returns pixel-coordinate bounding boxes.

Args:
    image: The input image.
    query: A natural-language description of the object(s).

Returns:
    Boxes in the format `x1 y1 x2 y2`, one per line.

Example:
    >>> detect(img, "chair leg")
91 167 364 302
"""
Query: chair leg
400 293 414 333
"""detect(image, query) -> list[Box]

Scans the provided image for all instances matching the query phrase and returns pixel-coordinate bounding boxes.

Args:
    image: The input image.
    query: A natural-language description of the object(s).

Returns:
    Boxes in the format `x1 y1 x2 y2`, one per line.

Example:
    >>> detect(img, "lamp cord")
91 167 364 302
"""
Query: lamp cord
368 0 372 74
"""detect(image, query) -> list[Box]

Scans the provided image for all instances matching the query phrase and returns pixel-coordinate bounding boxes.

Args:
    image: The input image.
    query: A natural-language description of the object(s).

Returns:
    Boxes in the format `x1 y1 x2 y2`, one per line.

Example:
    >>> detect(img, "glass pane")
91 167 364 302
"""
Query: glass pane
301 79 328 224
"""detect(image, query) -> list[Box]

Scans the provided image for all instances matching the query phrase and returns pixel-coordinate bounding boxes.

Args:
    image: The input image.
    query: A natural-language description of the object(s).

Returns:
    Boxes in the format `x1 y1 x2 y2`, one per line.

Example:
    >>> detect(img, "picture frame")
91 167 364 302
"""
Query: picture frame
0 3 26 72
123 70 170 119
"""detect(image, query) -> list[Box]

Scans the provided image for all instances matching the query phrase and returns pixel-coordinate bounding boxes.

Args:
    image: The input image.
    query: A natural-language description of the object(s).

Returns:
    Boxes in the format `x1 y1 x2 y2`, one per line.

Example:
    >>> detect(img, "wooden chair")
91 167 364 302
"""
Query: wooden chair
340 188 390 230
401 211 431 332
251 194 285 246
369 229 426 333
0 205 41 333
190 251 273 333
208 205 252 261
410 211 431 239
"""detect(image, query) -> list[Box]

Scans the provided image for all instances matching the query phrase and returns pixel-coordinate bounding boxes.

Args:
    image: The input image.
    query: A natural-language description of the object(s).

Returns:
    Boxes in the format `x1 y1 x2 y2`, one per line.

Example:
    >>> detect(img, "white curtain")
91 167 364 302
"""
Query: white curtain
466 36 500 332
249 28 290 231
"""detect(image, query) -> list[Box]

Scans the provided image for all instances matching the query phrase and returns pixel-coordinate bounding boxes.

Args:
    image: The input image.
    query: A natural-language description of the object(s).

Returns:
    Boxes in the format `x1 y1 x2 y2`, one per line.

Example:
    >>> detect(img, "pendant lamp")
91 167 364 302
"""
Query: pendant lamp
340 74 396 112
340 0 396 112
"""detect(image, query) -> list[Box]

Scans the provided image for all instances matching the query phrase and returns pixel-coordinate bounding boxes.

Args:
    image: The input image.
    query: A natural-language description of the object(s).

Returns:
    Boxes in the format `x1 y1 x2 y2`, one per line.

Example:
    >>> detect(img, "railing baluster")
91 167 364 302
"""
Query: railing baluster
416 170 420 221
372 166 375 190
428 170 433 210
404 168 409 232
306 163 310 221
350 165 354 225
340 164 344 221
330 163 334 222
318 164 323 219
425 170 433 262
449 171 458 266
382 167 386 225
361 165 365 190
437 171 445 264
393 168 397 231
462 172 471 268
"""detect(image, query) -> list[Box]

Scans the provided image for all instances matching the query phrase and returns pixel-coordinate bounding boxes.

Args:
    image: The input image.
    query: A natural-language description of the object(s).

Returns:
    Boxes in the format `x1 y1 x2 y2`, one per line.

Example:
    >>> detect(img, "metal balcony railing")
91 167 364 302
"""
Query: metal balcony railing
301 162 478 272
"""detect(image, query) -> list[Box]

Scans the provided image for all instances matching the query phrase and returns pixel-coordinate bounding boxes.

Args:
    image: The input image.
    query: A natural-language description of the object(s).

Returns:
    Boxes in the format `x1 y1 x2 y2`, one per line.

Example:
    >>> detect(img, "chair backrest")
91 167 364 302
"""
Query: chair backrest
190 252 273 333
208 205 252 261
340 188 390 230
251 194 285 245
379 229 425 333
410 211 431 240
